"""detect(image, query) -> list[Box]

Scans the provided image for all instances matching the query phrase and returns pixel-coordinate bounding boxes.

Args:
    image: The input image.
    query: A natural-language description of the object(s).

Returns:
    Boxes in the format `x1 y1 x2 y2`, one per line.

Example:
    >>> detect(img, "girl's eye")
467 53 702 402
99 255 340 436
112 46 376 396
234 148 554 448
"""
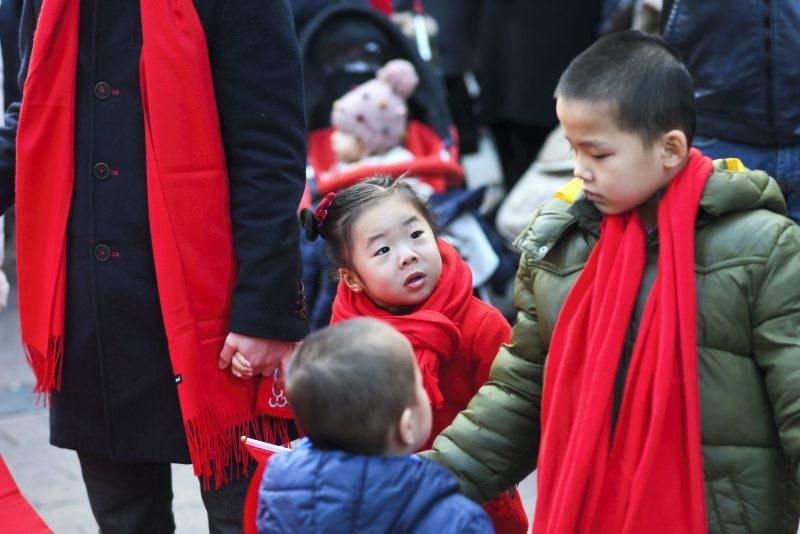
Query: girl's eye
592 154 609 160
375 246 390 256
410 230 424 239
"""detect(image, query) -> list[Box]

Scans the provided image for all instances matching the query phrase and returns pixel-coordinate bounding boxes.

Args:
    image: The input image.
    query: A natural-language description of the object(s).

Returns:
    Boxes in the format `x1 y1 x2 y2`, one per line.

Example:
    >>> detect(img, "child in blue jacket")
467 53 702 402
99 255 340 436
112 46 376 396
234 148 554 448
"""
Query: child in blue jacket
256 318 492 533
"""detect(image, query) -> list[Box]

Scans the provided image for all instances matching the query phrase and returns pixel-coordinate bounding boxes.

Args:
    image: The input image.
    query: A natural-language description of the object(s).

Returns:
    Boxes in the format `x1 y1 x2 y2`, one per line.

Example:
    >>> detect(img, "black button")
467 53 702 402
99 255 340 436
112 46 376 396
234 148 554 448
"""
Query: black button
94 244 111 262
94 162 110 180
94 82 111 100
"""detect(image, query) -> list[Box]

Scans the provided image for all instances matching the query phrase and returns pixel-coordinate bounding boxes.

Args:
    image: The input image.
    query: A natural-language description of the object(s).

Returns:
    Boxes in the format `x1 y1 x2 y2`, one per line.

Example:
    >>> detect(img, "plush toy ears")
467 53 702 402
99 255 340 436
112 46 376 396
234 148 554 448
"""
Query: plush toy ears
376 59 419 100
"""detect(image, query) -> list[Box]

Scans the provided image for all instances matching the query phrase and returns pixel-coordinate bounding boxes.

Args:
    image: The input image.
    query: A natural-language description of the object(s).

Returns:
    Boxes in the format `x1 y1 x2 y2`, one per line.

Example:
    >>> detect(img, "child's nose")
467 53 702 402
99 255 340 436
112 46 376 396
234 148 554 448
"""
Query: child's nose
574 156 592 181
399 248 419 267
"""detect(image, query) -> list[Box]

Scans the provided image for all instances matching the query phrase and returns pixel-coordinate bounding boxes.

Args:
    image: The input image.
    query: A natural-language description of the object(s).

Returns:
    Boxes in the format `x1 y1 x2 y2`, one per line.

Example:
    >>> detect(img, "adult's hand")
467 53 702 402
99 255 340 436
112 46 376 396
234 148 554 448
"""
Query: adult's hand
218 333 295 379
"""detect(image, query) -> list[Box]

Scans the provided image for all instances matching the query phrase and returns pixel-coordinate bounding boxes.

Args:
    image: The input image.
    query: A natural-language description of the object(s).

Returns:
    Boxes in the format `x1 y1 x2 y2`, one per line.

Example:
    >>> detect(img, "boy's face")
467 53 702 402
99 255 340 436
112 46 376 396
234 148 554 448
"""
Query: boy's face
556 98 673 217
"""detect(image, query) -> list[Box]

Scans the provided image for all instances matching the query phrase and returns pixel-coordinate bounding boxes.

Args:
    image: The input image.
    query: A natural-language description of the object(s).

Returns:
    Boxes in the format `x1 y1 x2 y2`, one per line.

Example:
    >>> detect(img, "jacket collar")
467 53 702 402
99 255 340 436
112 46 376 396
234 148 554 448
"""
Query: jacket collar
514 159 788 261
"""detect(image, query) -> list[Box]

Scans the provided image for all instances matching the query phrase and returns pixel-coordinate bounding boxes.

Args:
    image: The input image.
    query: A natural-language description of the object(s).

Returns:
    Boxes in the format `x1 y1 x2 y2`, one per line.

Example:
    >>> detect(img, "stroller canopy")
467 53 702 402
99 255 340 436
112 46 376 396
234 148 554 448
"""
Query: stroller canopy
300 4 452 142
299 5 463 195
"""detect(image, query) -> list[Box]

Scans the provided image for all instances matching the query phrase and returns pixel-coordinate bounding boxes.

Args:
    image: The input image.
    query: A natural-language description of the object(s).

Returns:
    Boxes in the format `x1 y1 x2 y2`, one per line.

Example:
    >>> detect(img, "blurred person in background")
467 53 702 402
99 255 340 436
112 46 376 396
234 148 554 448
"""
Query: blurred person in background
478 0 604 191
662 0 800 223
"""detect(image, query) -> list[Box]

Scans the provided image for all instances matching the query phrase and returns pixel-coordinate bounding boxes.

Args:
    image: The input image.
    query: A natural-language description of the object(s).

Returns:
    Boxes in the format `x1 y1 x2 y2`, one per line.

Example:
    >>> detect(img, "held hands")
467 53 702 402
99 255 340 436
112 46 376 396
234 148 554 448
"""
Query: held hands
217 332 296 380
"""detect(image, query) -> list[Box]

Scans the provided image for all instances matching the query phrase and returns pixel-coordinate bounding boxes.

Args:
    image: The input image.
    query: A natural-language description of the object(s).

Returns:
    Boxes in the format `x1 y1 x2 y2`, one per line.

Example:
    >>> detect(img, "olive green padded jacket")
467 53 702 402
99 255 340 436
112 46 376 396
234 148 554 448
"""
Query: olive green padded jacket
422 160 800 533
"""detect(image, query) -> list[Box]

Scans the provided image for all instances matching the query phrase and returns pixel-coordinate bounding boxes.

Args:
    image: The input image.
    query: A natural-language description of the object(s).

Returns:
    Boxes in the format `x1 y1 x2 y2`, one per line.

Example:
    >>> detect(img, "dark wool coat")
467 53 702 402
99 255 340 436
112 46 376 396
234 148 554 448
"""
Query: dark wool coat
393 0 483 76
0 0 309 463
478 0 603 128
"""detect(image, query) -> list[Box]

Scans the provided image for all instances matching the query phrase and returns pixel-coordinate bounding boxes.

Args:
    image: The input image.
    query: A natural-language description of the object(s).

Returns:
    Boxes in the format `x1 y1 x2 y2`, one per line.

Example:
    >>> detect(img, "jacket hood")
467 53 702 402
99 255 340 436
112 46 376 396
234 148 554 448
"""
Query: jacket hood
698 158 787 219
514 158 788 261
258 446 471 532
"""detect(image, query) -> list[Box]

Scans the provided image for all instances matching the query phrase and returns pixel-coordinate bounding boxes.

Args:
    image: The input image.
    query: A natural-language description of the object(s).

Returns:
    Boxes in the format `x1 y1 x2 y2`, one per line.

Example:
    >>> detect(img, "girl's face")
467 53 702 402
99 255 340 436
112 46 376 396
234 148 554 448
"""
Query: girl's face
339 196 442 314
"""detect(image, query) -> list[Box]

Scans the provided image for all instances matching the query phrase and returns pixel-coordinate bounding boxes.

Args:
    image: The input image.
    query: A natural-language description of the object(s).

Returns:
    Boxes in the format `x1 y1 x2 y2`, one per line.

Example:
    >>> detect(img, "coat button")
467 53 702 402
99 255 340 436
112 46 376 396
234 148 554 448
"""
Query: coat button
94 244 111 262
94 162 110 180
94 82 111 99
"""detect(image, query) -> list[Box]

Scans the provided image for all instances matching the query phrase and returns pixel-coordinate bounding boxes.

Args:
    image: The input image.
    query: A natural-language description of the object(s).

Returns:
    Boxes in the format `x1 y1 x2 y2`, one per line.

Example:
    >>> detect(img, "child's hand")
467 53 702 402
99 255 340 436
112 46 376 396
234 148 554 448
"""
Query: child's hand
218 332 296 379
231 351 253 379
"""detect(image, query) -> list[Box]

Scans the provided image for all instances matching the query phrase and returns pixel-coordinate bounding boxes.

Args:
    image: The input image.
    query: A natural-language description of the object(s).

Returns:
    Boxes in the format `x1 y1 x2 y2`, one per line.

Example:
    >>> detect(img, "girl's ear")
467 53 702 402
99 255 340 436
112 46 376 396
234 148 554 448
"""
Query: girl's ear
339 268 363 292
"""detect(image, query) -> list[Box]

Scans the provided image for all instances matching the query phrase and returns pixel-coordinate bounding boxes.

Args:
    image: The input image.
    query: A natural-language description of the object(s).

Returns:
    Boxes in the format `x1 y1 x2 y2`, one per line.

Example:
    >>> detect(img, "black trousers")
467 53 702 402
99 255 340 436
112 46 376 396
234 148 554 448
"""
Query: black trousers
77 452 254 534
444 74 479 155
490 122 553 191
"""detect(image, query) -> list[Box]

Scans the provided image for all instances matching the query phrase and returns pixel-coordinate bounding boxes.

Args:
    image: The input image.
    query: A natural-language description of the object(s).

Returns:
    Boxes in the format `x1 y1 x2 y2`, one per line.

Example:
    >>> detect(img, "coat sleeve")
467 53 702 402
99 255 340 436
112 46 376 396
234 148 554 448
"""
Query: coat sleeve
210 0 309 341
420 253 547 502
0 0 35 215
751 222 800 485
470 306 511 391
0 102 18 215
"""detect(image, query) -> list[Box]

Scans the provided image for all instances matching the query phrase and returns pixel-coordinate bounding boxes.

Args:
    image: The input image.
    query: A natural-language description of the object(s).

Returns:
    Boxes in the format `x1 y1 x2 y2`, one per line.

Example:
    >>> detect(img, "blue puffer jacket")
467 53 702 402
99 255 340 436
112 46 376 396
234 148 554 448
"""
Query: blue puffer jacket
257 444 493 533
662 0 800 146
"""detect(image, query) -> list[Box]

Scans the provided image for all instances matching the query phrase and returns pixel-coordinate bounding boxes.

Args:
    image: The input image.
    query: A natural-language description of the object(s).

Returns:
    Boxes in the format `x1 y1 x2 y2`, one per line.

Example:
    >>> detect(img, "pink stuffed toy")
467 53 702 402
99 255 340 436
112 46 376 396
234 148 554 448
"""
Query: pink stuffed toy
331 59 419 165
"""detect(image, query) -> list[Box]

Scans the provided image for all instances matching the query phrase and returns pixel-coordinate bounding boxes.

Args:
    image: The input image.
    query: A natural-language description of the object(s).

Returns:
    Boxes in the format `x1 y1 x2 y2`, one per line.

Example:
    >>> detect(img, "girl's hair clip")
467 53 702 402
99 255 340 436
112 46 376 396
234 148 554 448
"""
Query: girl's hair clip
315 192 337 227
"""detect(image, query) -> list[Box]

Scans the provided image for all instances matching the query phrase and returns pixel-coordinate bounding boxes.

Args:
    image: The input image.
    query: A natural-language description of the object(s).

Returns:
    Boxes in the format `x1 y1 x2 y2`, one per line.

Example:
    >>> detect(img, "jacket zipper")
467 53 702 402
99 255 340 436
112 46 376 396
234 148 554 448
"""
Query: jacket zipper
763 0 776 145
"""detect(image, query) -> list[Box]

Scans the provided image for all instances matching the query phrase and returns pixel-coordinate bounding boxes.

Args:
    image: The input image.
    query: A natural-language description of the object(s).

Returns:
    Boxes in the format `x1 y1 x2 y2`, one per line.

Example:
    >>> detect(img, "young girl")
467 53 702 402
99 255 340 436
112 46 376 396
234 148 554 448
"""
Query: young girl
299 176 528 533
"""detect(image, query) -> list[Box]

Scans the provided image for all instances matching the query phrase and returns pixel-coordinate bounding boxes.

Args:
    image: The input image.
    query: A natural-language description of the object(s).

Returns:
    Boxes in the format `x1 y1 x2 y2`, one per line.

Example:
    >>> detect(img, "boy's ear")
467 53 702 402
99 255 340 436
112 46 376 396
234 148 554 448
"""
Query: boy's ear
384 407 415 454
661 129 688 169
338 268 363 293
397 407 415 447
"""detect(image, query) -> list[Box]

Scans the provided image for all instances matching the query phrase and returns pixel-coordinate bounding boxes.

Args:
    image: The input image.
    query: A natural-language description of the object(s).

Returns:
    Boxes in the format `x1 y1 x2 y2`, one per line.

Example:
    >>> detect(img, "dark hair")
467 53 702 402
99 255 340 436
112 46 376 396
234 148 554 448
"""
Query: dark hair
299 176 438 269
555 30 696 146
284 318 417 455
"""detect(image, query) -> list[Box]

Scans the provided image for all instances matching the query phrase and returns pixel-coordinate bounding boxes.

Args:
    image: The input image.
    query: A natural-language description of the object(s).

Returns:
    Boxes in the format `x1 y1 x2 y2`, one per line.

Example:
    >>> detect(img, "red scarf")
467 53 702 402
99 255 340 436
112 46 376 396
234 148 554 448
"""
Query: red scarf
16 0 273 486
331 240 470 409
534 149 712 533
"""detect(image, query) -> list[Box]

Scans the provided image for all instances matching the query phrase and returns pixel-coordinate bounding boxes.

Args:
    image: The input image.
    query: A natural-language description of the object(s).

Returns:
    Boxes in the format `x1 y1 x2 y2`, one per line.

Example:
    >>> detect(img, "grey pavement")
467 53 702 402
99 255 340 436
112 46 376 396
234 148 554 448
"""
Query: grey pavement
0 231 207 533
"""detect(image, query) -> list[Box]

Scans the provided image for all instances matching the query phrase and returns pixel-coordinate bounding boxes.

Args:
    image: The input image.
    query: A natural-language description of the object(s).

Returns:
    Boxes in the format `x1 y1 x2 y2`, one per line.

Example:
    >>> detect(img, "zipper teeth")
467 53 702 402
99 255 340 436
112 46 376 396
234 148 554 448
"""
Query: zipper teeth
763 0 775 142
664 0 685 39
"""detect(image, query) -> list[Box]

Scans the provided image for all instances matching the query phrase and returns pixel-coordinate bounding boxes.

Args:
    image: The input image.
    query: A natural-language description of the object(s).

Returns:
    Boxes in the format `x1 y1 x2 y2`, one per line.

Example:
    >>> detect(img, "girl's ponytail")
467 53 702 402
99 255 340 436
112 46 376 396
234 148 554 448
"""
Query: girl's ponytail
299 208 320 241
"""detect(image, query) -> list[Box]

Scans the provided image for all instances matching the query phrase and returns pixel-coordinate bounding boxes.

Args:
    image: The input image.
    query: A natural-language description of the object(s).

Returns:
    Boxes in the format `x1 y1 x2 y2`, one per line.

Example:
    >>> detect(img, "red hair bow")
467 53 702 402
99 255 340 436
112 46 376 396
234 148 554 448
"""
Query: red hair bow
315 192 336 226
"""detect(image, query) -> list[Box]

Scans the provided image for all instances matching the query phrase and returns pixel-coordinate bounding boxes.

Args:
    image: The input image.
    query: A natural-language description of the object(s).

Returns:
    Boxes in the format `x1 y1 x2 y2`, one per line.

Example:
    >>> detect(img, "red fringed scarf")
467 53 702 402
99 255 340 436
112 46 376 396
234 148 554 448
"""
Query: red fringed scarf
331 240 470 409
534 149 712 533
16 0 273 486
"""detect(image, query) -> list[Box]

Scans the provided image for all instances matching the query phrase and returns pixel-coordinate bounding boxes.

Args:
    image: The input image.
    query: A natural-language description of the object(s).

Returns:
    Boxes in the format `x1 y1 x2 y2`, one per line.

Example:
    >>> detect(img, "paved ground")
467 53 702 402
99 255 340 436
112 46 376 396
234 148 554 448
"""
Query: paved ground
0 235 208 533
0 139 537 532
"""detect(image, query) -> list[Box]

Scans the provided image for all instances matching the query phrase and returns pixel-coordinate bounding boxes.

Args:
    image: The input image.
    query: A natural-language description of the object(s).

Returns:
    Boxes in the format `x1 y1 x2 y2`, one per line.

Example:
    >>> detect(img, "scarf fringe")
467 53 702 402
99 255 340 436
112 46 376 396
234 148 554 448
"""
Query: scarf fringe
24 337 63 404
419 358 444 409
185 408 289 490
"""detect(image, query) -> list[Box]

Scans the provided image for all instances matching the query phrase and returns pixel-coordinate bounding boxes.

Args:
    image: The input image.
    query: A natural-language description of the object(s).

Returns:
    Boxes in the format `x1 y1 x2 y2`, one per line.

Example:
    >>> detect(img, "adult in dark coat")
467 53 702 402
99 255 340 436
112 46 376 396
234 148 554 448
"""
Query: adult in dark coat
393 0 483 153
661 0 800 223
290 0 369 35
0 0 308 532
0 0 22 106
478 0 603 189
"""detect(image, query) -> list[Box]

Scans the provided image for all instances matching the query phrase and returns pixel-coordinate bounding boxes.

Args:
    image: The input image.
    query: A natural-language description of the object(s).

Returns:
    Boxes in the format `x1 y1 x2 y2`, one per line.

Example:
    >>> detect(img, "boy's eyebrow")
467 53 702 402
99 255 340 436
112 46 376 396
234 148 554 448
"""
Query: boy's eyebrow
567 137 610 149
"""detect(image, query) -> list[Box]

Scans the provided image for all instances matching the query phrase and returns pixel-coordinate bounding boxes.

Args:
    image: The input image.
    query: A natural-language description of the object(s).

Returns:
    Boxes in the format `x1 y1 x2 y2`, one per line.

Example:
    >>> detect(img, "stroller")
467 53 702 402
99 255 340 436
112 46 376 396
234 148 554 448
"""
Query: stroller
298 4 515 329
301 3 462 197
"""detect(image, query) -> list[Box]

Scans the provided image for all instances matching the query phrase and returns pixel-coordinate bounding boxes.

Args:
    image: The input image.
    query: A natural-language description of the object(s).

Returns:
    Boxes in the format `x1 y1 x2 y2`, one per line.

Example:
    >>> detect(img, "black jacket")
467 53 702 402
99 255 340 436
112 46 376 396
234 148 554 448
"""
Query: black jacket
662 0 800 146
393 0 482 76
0 0 308 463
477 0 604 127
